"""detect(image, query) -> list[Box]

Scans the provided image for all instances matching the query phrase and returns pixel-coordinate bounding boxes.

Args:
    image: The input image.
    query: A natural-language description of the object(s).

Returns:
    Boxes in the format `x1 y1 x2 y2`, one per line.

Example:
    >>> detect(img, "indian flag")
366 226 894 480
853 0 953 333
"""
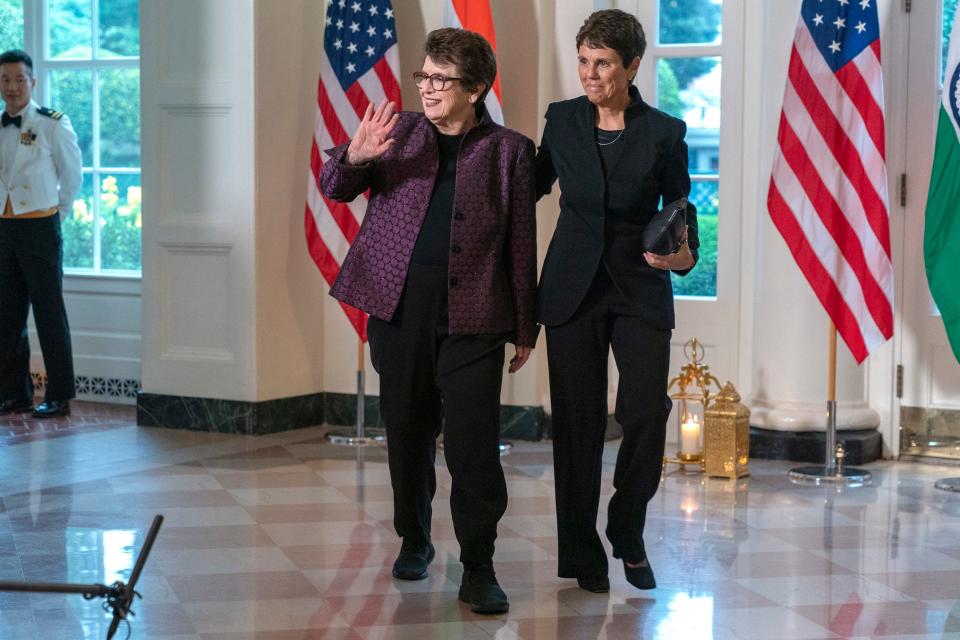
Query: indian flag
444 0 504 125
925 13 960 362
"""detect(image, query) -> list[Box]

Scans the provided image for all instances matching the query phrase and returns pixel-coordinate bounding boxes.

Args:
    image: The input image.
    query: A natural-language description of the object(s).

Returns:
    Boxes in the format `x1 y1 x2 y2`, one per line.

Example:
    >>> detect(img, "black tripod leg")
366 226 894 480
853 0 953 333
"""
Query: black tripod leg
107 515 163 640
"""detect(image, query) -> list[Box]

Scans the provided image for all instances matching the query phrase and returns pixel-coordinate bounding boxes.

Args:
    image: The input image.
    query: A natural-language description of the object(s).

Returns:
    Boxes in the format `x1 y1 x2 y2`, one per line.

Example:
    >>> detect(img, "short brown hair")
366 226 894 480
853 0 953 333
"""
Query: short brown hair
576 9 646 69
424 28 497 108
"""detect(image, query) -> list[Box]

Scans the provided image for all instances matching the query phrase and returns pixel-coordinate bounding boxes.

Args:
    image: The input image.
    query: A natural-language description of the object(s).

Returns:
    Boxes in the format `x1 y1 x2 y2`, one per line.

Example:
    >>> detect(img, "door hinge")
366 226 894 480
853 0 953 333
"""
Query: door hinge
896 364 904 398
900 173 907 207
904 0 912 13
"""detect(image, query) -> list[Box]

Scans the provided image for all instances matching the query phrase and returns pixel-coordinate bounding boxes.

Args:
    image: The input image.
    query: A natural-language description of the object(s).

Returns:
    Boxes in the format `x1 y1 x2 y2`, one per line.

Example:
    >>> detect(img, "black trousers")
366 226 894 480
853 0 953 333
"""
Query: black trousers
368 263 509 568
0 213 75 401
546 265 671 578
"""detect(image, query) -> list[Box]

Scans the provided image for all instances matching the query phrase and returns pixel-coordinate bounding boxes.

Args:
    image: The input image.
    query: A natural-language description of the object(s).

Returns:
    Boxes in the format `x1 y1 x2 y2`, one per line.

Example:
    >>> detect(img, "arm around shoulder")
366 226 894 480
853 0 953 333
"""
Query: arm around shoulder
534 103 558 201
508 137 540 347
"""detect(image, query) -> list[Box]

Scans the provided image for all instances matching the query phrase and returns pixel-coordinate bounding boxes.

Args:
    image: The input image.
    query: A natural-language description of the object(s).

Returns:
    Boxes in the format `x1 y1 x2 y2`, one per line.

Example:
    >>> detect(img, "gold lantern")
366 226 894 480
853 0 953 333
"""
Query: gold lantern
704 382 751 479
664 338 722 473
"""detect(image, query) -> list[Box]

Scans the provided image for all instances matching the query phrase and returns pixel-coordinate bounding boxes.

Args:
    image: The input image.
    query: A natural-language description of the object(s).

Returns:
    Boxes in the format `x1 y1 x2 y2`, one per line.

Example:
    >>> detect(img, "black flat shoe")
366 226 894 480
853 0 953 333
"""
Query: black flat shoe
623 557 656 590
392 540 434 580
0 398 33 415
31 400 71 418
459 564 509 614
576 574 610 593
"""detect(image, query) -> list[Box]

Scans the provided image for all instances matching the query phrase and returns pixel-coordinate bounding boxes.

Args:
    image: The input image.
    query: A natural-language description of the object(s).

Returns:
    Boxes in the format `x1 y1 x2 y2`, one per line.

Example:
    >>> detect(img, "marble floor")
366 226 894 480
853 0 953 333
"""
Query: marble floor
2 405 960 639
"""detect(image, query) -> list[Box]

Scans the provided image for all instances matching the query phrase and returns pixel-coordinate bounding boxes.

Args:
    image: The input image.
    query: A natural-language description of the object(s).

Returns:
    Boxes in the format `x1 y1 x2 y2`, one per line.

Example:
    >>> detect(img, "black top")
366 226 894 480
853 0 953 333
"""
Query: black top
411 130 464 266
595 127 624 179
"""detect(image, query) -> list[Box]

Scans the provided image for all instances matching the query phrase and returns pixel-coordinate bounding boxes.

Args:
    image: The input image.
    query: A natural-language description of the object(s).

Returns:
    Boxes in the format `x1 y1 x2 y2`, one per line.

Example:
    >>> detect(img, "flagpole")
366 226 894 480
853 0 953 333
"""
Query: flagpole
788 320 872 486
356 339 365 440
326 332 386 447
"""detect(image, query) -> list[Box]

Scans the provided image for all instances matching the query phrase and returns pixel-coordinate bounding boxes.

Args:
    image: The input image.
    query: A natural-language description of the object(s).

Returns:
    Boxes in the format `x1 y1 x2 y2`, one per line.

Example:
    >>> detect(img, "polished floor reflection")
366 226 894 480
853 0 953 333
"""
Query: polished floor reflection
2 405 960 638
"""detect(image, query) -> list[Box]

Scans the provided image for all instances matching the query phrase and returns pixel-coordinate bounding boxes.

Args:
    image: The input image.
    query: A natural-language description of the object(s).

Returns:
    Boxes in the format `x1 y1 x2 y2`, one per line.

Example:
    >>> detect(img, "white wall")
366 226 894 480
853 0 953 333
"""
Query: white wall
31 276 142 403
254 0 328 400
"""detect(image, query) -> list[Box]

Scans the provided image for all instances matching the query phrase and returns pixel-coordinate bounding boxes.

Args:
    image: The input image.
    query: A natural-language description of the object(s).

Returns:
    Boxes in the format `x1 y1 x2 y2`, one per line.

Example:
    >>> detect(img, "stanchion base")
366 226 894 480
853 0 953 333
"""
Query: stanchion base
788 466 872 487
325 428 386 447
934 477 960 492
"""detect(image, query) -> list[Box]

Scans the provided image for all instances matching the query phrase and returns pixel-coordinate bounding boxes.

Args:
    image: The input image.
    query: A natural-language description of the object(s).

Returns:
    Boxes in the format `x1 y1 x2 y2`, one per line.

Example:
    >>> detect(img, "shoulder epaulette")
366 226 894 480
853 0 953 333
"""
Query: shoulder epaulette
37 107 64 120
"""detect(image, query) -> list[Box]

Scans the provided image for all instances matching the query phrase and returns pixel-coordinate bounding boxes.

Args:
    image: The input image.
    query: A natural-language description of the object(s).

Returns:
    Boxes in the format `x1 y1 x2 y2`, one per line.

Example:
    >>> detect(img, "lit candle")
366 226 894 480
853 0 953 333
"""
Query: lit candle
680 414 701 455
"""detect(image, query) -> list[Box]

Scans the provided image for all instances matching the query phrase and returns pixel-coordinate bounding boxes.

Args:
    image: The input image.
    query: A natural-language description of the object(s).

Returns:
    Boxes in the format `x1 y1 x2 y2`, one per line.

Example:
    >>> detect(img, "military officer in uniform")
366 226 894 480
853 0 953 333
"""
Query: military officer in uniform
0 49 81 418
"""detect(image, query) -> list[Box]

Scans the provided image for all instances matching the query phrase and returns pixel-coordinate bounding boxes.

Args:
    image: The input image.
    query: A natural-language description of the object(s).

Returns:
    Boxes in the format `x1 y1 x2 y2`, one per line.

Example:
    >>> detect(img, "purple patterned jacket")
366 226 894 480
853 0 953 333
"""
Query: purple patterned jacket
320 111 539 347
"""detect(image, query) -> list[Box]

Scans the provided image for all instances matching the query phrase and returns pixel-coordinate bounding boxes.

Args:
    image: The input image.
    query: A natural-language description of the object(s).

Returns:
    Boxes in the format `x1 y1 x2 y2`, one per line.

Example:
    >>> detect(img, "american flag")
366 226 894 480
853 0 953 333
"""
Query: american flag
305 0 402 340
444 0 503 124
767 0 894 363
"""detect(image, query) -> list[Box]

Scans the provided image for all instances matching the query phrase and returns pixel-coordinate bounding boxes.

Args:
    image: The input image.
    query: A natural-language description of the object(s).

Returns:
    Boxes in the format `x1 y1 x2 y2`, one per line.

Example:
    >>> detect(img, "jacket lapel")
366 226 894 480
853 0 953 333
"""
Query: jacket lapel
572 99 606 211
601 88 647 181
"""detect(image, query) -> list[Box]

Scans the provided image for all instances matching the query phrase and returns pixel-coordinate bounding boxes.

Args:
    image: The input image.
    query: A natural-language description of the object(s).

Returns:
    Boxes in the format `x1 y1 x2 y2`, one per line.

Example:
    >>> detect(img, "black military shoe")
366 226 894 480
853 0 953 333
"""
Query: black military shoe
459 564 509 614
0 398 33 415
623 556 656 590
32 400 71 418
576 574 610 593
392 540 435 580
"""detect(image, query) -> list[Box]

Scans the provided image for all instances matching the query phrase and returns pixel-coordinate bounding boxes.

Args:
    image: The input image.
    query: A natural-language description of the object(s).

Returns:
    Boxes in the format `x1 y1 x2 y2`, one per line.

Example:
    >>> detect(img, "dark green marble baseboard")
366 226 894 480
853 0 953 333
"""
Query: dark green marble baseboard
323 393 546 440
137 391 546 440
137 392 324 436
749 427 882 464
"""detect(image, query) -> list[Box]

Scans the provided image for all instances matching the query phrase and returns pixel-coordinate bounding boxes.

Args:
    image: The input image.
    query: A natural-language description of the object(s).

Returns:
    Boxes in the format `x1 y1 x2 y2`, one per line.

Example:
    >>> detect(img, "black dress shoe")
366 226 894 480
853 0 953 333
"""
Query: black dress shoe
392 540 435 580
31 400 71 418
0 398 33 415
623 557 656 590
459 564 509 614
576 574 610 593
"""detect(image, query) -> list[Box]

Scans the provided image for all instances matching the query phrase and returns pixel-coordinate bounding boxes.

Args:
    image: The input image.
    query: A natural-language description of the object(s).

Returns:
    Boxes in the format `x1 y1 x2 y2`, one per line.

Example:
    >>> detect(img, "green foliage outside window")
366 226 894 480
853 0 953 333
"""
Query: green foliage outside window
99 174 141 270
0 0 143 271
672 183 718 298
0 0 23 49
659 0 722 86
657 0 722 298
945 0 957 82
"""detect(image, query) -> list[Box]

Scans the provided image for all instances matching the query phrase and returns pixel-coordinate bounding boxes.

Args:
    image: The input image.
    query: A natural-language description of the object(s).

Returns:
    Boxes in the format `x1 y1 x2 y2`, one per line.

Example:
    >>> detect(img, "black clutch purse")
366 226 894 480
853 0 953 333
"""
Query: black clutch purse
643 197 688 255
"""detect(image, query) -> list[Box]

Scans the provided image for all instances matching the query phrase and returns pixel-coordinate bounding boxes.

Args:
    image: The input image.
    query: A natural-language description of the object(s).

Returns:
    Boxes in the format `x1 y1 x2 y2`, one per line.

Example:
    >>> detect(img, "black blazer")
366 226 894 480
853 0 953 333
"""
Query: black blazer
535 87 699 330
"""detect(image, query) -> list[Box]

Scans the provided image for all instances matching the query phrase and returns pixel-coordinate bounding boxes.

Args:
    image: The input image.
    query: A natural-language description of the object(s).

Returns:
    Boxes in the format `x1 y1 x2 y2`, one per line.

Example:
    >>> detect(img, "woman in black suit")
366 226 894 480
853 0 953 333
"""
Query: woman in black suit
535 9 699 593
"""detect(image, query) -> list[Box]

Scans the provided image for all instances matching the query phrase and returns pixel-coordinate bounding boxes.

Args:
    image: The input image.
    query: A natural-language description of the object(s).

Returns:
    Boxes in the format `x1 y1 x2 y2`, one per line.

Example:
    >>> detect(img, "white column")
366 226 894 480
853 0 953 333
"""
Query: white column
141 0 327 404
140 0 257 401
748 223 880 432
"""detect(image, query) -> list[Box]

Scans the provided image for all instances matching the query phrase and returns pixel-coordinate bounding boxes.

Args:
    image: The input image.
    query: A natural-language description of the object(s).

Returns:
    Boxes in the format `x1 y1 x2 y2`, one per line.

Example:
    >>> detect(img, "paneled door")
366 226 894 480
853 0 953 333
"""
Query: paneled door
899 0 960 459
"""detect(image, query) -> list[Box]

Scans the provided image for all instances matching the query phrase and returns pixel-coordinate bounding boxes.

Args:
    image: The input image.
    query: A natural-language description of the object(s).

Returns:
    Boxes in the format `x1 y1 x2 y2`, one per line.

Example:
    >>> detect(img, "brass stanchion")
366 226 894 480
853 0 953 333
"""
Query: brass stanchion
789 322 872 486
326 337 386 446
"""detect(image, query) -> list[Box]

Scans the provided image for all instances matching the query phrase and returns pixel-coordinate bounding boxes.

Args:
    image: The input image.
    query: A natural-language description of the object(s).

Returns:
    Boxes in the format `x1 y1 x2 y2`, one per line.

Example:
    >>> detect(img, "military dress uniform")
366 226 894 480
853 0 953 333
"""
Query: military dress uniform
0 99 82 410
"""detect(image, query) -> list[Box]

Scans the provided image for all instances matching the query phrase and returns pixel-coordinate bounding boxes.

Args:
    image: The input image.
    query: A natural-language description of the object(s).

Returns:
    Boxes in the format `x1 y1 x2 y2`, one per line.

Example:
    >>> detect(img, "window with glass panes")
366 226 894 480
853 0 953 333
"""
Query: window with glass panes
1 0 140 273
654 0 721 298
943 0 957 85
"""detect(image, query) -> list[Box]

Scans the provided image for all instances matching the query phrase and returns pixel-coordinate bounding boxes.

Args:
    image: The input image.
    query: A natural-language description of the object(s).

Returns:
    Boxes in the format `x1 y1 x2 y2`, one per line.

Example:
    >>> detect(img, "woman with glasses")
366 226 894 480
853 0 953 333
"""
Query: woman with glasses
535 10 698 593
319 27 537 615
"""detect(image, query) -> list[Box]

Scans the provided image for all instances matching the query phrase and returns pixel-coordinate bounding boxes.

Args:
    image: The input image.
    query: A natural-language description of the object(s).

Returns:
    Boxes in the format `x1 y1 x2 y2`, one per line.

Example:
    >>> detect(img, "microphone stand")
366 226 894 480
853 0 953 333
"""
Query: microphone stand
0 514 164 639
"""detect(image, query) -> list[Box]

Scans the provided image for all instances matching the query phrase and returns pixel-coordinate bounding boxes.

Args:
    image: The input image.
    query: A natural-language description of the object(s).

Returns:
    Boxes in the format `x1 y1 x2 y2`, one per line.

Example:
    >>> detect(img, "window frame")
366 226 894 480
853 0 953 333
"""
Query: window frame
647 9 723 300
22 0 141 279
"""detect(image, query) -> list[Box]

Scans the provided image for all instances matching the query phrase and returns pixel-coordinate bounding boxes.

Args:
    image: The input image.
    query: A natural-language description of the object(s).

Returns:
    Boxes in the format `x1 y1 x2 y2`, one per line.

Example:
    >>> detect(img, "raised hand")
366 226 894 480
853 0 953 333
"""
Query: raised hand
345 100 399 165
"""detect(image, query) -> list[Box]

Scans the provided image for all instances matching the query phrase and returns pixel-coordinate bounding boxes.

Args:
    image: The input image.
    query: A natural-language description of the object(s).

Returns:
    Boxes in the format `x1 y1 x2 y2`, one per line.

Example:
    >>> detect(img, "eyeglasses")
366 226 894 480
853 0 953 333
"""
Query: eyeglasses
412 71 462 91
